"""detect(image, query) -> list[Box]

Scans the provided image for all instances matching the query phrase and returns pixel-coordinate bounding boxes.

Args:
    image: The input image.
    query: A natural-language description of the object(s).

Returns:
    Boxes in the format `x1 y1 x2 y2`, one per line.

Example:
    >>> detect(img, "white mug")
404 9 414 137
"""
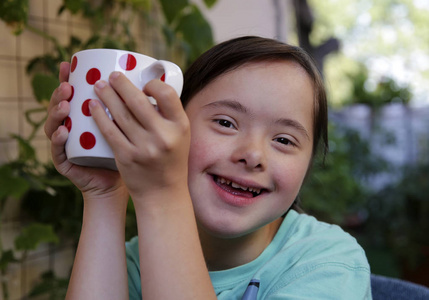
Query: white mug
64 49 183 170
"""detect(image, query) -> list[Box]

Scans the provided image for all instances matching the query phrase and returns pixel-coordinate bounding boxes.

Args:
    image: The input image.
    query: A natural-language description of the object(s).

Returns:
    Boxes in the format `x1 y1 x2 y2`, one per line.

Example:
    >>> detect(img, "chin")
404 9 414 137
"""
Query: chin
197 212 281 240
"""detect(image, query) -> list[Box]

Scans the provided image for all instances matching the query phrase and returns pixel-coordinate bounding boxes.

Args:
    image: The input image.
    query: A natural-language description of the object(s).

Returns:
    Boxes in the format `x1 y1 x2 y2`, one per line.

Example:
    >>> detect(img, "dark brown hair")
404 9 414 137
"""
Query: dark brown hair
181 36 328 160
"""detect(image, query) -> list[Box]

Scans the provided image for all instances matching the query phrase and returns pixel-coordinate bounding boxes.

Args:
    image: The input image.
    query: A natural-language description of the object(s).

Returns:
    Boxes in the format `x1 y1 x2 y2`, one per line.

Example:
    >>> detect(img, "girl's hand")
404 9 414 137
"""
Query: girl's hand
89 72 191 203
44 62 127 200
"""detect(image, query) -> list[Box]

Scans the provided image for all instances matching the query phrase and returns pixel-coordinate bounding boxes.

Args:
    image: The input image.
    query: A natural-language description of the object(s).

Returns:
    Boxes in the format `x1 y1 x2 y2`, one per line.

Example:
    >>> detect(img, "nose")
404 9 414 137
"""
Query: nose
231 136 266 171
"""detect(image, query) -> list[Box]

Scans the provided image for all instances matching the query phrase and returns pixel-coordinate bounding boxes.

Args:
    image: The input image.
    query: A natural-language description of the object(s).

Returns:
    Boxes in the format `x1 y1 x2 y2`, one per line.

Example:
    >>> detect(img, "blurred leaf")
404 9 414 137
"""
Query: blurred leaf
26 54 60 75
0 164 31 201
176 4 214 64
0 250 19 271
15 223 59 251
83 34 101 49
162 25 176 46
159 0 189 24
11 134 36 161
64 0 84 14
31 73 60 103
0 0 29 34
203 0 217 8
126 0 151 10
28 270 68 299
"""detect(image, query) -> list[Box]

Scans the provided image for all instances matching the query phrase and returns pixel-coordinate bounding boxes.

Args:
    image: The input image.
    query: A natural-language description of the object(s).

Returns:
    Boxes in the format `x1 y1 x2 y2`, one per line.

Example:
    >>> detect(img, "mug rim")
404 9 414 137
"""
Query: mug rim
72 48 153 60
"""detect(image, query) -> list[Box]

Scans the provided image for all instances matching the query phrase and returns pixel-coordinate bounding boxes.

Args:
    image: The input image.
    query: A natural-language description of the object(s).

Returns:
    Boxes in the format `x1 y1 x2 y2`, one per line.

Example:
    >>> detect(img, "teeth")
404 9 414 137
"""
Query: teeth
217 176 262 195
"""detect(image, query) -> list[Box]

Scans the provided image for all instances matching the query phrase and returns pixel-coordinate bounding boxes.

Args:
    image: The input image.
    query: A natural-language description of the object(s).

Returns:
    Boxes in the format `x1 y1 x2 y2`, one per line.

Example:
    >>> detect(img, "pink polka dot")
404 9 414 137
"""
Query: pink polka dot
67 86 74 102
119 54 137 71
80 132 96 149
160 73 165 82
64 117 72 132
86 68 101 85
81 99 92 116
71 56 78 72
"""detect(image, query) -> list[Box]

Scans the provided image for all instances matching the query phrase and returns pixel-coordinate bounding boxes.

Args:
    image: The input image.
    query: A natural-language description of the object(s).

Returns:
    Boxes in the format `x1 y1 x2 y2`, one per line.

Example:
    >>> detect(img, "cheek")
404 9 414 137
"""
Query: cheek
188 133 219 173
273 157 310 195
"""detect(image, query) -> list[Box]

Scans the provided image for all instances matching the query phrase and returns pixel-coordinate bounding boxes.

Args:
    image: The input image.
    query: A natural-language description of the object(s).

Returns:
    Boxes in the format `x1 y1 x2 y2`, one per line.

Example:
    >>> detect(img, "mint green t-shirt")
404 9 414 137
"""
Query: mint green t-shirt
126 210 372 299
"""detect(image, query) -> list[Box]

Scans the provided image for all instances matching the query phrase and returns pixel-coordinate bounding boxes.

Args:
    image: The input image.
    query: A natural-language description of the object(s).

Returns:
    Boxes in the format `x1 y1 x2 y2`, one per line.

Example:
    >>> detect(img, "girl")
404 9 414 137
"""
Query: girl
45 36 372 299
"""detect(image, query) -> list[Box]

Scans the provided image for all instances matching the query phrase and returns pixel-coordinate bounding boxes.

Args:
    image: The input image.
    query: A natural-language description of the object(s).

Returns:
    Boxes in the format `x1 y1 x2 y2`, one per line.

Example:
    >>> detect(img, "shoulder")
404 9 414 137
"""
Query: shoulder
277 210 370 270
258 210 372 298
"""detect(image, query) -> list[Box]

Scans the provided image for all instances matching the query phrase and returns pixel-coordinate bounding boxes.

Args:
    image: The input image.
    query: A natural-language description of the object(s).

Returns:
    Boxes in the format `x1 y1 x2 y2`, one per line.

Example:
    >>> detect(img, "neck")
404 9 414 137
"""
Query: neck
198 218 283 271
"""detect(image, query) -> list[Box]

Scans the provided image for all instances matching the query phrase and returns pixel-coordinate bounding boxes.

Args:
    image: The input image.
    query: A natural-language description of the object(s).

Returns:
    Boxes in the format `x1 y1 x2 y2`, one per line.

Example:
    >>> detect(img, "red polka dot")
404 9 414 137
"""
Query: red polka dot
119 54 137 71
86 68 101 85
81 99 92 116
80 132 96 149
160 73 165 82
71 56 78 72
64 117 72 132
67 85 74 102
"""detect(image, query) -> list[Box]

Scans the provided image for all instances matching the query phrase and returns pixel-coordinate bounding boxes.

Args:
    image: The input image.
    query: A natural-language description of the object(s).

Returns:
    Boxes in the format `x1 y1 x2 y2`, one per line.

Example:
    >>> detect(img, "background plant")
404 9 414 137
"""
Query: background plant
0 0 215 299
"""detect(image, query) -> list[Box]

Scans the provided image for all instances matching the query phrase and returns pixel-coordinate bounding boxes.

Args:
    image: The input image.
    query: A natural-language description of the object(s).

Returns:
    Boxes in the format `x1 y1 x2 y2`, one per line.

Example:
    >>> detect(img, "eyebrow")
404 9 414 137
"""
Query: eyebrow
202 100 248 113
274 118 311 141
203 99 311 141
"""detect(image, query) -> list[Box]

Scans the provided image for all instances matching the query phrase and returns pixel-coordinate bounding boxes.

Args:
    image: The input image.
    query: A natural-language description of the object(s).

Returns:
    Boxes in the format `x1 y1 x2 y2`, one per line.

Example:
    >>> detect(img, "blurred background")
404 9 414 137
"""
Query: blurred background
0 0 428 298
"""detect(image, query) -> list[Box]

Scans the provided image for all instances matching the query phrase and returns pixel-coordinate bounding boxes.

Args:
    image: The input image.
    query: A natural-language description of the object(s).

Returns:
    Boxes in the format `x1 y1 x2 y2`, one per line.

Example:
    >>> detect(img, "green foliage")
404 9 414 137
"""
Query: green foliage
0 250 19 272
0 164 31 204
310 0 427 106
159 0 188 24
31 74 60 103
203 0 217 8
0 1 216 298
15 223 59 251
0 0 29 34
63 0 85 14
28 271 68 300
366 163 429 264
347 64 411 108
300 123 386 224
176 4 214 64
159 0 214 65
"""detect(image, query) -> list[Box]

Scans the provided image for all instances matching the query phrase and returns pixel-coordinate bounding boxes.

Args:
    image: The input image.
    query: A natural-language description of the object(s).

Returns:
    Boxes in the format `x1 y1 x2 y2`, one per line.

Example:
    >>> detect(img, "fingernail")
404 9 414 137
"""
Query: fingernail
110 71 121 79
89 99 98 109
95 80 107 89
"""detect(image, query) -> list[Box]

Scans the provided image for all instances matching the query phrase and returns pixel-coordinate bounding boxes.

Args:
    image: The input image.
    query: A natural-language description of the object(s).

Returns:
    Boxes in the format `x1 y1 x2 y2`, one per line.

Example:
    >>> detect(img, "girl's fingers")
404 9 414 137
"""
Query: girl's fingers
93 79 148 143
50 125 72 171
88 99 134 154
59 62 70 83
106 72 159 130
44 100 70 139
47 62 71 112
143 79 185 122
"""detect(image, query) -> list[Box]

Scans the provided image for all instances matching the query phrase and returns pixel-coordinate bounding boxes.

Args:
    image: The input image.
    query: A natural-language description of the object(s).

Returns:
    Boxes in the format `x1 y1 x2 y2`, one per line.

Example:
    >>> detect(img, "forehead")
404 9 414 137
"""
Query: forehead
186 60 315 136
196 60 315 107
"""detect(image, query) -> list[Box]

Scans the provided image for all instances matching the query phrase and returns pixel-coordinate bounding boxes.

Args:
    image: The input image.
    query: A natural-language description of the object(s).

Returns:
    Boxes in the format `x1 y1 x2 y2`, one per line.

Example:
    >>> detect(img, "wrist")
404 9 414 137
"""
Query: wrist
131 182 192 215
82 187 129 219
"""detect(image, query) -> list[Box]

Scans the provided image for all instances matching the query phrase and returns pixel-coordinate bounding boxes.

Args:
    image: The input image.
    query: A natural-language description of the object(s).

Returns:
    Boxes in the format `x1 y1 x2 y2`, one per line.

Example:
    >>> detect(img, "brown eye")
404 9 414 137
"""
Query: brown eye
217 119 235 129
274 137 295 147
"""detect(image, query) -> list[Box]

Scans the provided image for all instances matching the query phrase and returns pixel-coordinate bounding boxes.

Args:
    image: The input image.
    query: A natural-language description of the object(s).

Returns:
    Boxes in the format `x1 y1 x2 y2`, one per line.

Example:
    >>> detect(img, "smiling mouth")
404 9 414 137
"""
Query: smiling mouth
213 175 266 198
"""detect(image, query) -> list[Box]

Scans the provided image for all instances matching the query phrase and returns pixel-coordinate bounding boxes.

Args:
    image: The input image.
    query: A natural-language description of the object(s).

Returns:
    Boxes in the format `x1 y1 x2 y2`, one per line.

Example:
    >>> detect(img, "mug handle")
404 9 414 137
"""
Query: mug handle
140 60 184 103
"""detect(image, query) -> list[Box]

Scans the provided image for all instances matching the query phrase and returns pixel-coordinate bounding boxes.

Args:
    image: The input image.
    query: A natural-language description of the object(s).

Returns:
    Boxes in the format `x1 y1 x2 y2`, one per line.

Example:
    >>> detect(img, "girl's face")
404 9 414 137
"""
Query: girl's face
185 61 314 239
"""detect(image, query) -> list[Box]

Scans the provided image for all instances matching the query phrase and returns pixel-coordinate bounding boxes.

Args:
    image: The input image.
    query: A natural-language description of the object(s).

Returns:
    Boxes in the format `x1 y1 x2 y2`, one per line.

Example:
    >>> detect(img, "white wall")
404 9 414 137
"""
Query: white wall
192 0 293 43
